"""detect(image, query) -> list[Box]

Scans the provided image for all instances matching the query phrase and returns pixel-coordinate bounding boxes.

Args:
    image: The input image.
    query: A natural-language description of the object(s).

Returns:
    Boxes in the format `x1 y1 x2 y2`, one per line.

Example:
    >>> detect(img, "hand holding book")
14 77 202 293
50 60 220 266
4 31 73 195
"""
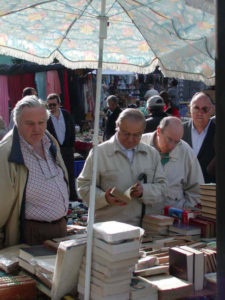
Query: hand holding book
105 188 128 206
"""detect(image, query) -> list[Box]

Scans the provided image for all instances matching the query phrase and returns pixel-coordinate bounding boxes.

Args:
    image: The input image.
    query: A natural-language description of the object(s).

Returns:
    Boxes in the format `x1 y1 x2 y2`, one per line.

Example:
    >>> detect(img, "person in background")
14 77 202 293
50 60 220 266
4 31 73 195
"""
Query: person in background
168 78 179 108
77 109 167 226
103 95 122 141
144 83 159 100
0 96 69 248
9 87 38 130
182 92 215 183
22 87 37 97
160 90 180 118
46 93 79 201
144 95 168 133
142 117 204 213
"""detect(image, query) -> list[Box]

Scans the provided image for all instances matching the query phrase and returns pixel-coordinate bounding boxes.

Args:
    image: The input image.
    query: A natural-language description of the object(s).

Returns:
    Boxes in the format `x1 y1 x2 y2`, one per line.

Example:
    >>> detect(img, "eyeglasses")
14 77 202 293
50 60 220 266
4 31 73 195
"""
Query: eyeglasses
118 128 143 139
47 103 57 108
191 105 211 114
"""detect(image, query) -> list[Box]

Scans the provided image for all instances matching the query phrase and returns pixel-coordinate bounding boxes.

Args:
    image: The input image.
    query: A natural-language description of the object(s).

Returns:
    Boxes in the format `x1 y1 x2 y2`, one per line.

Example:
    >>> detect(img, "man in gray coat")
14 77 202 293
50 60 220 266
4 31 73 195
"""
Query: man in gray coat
77 109 167 226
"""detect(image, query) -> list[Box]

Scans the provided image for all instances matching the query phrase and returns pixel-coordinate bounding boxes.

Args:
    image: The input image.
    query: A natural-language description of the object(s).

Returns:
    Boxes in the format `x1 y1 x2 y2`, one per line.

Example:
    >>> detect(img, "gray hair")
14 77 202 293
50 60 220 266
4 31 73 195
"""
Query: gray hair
13 95 49 126
116 108 146 128
158 116 182 132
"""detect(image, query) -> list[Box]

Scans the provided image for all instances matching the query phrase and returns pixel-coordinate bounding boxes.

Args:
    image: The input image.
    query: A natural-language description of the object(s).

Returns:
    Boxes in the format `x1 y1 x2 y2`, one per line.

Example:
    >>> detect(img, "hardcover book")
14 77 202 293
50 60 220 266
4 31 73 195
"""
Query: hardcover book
169 247 194 282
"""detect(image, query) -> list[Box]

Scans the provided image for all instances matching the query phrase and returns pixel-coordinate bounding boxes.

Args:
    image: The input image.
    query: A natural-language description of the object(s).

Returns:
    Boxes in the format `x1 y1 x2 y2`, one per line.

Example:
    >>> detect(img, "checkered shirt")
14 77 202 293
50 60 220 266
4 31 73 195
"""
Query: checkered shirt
20 134 69 222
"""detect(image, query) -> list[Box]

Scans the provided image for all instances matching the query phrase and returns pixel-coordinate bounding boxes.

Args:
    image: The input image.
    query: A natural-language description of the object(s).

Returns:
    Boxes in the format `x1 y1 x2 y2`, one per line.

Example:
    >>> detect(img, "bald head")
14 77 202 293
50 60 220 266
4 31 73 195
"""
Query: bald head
156 117 183 153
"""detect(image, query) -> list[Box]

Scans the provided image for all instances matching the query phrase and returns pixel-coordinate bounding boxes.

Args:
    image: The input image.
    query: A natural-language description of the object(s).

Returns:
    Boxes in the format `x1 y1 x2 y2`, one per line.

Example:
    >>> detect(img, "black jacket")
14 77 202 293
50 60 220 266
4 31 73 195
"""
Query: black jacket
47 109 75 148
144 111 168 133
104 106 122 141
182 120 216 183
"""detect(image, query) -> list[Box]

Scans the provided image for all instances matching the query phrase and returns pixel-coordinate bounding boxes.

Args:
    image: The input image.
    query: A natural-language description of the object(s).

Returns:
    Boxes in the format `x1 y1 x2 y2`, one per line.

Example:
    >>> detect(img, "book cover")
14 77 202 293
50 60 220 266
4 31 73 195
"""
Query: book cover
110 187 132 204
180 246 204 291
93 221 143 243
142 274 193 300
134 265 169 277
130 277 158 300
19 245 56 263
189 218 211 238
169 224 201 236
169 247 194 282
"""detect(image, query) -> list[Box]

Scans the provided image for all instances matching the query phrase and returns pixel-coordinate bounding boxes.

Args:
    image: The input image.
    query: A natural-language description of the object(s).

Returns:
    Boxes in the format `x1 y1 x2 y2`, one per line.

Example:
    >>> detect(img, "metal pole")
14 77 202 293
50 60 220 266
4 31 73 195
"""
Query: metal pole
84 1 107 299
216 0 225 298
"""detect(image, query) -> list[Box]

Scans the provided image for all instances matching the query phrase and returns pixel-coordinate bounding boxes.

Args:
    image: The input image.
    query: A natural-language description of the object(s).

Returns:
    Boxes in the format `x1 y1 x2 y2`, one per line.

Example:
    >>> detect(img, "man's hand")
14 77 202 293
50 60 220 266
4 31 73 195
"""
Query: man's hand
130 183 143 198
105 188 127 206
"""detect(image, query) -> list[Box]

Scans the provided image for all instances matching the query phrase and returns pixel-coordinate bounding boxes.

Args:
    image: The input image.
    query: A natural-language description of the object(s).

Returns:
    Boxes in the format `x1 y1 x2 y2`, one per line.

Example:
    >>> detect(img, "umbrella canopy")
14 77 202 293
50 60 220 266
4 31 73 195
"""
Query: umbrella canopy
0 0 214 84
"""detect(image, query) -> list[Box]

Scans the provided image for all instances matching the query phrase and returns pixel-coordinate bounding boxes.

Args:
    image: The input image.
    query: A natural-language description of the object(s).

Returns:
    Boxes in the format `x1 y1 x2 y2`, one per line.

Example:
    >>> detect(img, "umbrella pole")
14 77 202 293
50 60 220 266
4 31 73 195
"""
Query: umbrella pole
84 1 107 299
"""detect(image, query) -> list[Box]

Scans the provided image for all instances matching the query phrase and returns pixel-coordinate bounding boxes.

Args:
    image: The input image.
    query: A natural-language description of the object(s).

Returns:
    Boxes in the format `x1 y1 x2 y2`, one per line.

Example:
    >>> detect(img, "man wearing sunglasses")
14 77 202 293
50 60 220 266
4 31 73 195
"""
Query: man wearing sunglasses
77 109 167 226
182 92 215 183
142 117 204 212
47 93 79 201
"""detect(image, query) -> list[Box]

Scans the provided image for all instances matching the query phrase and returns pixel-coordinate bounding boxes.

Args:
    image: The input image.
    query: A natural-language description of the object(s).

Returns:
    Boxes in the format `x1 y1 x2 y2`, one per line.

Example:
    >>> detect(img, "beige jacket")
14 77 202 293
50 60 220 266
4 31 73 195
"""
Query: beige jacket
77 135 167 226
141 132 204 213
0 128 68 248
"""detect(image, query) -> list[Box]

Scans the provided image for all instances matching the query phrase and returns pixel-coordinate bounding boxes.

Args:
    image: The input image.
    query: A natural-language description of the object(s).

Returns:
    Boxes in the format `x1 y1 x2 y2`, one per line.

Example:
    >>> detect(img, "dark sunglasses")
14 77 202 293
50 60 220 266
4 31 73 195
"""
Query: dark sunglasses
47 103 57 108
192 105 211 114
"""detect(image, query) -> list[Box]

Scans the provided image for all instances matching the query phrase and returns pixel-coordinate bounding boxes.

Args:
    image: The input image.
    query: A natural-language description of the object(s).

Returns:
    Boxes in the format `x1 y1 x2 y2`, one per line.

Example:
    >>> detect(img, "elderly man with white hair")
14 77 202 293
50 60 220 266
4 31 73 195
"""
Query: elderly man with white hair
142 116 204 213
0 96 69 248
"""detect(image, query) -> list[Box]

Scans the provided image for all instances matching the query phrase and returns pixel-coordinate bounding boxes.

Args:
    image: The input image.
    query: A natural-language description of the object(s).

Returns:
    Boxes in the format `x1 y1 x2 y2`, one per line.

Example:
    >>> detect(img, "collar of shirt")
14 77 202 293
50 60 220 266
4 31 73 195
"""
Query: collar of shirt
115 133 136 163
51 108 63 121
19 134 50 155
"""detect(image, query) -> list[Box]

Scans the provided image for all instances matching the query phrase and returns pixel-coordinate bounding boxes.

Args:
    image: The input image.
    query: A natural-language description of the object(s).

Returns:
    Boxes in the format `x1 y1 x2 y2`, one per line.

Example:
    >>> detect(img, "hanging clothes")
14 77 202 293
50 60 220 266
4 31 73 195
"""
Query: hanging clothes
35 72 47 100
0 75 10 126
63 71 70 112
46 70 61 96
8 73 36 108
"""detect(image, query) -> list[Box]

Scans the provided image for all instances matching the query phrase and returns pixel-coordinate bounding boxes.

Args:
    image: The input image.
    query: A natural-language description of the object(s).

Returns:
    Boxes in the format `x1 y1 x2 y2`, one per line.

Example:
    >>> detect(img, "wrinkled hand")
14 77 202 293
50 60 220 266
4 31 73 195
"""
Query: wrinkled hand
130 183 143 198
105 188 127 206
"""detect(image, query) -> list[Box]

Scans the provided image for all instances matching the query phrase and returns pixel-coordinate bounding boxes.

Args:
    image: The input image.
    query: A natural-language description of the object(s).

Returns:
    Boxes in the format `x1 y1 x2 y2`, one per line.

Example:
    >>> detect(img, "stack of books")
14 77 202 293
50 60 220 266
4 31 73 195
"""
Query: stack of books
78 221 143 300
142 215 174 236
130 276 158 300
200 184 216 220
18 245 57 288
169 223 201 240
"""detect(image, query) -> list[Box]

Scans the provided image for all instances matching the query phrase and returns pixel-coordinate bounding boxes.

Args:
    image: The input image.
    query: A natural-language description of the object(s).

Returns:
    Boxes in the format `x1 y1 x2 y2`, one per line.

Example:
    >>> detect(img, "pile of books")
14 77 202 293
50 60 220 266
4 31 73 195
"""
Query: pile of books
142 215 174 236
200 184 216 220
169 223 201 240
78 221 143 300
18 245 57 288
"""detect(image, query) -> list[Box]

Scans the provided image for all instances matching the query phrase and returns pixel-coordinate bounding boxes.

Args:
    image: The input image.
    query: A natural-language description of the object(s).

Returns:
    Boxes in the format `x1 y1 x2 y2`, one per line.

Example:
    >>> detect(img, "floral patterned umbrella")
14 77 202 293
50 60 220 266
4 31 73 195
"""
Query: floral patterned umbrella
0 1 215 298
0 0 214 84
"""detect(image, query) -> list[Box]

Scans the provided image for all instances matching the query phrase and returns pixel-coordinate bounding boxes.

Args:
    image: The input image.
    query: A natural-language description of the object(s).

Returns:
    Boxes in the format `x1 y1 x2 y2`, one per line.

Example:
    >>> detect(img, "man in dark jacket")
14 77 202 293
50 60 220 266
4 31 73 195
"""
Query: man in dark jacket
47 93 78 201
182 92 215 183
144 95 168 133
103 95 122 141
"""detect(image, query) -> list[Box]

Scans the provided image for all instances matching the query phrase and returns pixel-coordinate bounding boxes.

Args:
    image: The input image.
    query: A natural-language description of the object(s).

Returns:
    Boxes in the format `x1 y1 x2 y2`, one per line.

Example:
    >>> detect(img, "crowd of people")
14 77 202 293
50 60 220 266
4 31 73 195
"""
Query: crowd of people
0 80 216 249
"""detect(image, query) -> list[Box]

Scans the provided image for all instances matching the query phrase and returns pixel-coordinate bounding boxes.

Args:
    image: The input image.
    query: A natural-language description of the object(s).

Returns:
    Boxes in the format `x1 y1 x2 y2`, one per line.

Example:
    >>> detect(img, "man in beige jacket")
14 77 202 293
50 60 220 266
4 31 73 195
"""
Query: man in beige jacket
141 116 204 213
77 109 167 226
